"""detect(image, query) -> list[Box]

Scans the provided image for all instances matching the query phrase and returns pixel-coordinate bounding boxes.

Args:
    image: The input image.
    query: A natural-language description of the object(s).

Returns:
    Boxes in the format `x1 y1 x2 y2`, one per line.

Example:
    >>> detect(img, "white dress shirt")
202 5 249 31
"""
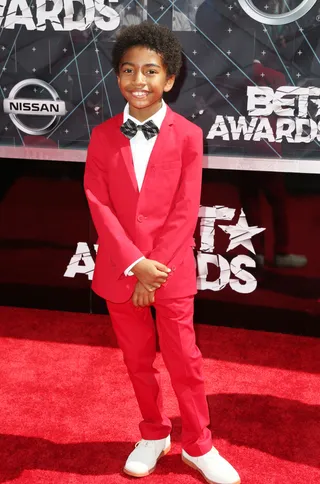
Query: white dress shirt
123 100 167 276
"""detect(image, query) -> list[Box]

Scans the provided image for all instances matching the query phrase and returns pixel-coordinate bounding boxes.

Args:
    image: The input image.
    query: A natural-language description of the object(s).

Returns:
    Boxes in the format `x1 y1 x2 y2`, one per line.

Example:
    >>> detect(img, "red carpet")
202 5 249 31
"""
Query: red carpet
0 306 319 484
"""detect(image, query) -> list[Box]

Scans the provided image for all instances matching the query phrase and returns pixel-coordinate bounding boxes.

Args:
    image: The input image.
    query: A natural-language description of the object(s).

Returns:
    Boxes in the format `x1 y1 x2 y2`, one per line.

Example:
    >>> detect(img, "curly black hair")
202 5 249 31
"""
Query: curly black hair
112 22 182 77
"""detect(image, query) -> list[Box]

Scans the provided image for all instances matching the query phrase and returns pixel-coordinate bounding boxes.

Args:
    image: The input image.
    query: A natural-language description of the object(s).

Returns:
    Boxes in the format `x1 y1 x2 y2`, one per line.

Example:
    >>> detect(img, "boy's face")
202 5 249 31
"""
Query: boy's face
117 45 175 121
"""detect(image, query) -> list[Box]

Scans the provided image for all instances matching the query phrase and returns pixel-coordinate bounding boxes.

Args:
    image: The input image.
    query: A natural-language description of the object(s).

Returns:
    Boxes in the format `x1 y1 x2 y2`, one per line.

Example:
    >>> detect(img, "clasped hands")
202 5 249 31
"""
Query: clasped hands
131 259 171 308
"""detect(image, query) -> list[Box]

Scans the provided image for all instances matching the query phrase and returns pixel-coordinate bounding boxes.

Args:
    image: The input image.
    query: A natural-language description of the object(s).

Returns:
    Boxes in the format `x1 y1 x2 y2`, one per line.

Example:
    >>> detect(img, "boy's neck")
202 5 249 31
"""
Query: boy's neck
128 99 163 122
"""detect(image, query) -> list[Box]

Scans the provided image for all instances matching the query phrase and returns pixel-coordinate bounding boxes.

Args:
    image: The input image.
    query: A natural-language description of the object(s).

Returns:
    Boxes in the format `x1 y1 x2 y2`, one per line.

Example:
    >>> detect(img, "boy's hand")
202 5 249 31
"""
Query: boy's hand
131 259 170 292
132 281 156 307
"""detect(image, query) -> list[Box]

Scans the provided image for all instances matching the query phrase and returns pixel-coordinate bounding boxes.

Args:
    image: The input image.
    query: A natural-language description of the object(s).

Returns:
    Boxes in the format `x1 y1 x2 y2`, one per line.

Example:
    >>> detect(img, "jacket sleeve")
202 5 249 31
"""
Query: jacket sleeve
84 127 144 278
148 127 203 266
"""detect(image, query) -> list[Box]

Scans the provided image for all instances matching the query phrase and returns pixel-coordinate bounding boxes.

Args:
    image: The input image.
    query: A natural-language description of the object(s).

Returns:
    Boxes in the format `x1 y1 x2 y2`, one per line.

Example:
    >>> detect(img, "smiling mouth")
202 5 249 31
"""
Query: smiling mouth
131 91 149 99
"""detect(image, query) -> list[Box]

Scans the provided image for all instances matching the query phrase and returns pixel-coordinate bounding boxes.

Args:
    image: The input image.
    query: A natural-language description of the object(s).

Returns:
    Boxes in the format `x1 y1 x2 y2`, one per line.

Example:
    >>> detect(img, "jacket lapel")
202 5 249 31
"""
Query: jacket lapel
146 106 175 171
116 114 139 194
116 106 175 193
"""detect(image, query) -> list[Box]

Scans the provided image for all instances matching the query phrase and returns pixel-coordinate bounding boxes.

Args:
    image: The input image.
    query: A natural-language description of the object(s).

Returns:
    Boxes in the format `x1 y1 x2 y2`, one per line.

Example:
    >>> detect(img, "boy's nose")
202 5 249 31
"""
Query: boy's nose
133 71 146 85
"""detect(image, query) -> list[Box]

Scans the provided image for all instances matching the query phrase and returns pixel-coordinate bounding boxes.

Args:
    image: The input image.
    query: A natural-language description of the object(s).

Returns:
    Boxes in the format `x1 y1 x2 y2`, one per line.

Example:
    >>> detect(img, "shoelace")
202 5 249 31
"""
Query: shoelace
135 439 154 448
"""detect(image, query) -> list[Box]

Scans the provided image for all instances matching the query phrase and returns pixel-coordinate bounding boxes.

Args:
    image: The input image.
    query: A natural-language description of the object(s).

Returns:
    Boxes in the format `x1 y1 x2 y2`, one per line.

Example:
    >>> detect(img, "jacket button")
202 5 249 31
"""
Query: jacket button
137 215 144 223
172 265 176 271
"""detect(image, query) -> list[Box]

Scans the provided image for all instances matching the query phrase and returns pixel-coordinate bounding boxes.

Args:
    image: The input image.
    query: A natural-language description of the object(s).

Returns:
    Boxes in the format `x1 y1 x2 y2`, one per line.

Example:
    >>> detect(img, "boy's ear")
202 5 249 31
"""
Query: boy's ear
163 75 176 93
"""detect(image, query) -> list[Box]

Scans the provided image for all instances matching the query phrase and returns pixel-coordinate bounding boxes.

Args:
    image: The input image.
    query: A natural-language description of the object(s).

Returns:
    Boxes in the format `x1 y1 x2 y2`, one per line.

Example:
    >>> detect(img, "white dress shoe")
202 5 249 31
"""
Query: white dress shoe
123 435 171 477
182 447 240 484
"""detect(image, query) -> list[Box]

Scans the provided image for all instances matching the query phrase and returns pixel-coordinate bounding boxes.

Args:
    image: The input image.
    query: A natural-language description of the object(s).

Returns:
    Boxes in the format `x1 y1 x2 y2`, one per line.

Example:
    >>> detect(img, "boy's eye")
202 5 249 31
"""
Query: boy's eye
147 70 157 75
123 68 132 73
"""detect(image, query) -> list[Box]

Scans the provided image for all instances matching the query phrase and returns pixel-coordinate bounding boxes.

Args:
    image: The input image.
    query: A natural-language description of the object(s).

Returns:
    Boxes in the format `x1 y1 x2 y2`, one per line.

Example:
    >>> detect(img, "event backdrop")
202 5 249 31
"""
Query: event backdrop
0 159 319 336
1 0 320 167
0 1 319 335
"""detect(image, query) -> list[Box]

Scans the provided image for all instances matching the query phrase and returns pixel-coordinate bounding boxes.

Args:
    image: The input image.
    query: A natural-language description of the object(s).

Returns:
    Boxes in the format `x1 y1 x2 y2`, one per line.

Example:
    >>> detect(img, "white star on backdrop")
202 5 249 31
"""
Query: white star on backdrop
310 98 320 116
218 209 265 254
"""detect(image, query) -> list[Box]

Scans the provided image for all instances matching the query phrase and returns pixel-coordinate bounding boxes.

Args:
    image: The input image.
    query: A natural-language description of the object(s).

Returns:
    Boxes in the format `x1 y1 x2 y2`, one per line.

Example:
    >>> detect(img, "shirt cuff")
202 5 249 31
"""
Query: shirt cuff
124 256 145 276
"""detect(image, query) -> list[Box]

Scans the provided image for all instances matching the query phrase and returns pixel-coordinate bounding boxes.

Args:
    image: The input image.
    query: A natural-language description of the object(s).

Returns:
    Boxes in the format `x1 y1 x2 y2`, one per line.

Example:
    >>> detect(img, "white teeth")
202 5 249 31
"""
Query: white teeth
132 92 148 97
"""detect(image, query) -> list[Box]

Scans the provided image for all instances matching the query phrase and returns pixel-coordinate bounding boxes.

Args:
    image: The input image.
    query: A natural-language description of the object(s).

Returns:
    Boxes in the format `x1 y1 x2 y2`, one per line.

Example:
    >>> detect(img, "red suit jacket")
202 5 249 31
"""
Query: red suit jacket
84 105 203 303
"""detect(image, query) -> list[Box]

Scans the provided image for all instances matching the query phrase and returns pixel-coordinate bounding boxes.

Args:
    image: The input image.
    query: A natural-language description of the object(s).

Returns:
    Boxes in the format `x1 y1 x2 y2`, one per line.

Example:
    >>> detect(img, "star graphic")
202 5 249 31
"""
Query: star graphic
218 209 265 254
310 98 320 117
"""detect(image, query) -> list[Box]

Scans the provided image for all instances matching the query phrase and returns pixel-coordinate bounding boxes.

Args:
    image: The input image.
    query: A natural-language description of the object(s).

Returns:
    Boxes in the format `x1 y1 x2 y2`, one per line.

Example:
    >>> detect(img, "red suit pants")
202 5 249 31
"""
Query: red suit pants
106 295 212 457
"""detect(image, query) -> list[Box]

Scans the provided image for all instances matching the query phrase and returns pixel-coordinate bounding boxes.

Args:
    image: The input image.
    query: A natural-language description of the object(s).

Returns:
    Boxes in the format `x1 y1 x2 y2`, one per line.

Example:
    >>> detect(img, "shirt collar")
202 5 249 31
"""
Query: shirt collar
123 100 167 130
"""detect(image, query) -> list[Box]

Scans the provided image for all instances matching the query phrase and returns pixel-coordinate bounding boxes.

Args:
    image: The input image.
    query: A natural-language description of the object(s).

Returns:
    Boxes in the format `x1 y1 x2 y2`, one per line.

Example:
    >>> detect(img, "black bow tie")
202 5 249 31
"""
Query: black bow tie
120 118 159 140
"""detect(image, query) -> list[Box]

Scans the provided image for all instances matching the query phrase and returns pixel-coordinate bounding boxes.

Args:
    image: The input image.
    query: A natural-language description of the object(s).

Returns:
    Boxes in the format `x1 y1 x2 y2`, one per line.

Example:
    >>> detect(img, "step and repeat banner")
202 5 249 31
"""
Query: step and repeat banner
1 0 320 168
0 1 319 334
0 160 319 335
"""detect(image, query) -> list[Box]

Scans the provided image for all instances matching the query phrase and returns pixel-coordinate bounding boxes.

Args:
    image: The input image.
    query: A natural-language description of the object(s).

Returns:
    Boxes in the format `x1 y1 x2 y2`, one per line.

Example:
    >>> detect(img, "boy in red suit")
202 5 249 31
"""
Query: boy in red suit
84 22 240 484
